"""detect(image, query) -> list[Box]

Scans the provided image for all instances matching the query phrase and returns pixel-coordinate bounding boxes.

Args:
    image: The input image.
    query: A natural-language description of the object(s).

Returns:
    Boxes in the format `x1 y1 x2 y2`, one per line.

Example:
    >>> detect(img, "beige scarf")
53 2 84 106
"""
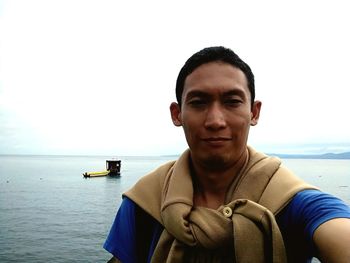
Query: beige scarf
124 147 316 263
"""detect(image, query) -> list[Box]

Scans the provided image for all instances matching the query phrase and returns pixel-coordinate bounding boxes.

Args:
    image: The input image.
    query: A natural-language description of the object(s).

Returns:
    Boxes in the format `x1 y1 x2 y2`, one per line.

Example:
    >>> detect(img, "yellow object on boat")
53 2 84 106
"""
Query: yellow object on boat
83 170 110 178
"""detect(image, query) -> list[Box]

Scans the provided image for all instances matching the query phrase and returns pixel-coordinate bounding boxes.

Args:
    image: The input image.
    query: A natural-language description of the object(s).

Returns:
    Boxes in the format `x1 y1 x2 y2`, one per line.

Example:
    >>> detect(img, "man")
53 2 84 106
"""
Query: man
104 46 350 262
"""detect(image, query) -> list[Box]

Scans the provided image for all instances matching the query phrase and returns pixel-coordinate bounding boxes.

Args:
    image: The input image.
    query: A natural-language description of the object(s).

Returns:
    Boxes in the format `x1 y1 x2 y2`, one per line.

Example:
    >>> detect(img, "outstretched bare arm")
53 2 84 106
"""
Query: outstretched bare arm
313 218 350 263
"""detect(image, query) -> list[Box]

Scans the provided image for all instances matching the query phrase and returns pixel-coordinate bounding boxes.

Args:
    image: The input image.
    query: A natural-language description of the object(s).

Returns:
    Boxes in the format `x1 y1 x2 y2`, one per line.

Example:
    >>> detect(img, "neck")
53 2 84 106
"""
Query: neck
192 150 248 209
191 149 248 209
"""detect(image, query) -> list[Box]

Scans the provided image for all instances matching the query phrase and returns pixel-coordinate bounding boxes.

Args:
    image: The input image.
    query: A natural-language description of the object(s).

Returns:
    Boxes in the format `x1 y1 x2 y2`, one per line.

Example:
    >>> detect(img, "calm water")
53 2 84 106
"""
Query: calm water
0 155 349 262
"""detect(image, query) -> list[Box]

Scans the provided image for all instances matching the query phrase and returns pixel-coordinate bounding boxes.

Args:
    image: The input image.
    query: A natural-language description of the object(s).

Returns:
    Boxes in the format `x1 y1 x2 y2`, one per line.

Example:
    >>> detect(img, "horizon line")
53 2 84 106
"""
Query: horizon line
1 151 350 158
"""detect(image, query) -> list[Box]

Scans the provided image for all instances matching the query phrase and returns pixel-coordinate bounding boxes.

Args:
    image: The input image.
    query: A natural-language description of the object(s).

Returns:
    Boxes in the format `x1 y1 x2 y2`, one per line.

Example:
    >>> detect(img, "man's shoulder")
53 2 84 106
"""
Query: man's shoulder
258 164 317 214
278 189 350 241
128 159 176 192
122 160 177 222
279 189 350 234
288 189 350 216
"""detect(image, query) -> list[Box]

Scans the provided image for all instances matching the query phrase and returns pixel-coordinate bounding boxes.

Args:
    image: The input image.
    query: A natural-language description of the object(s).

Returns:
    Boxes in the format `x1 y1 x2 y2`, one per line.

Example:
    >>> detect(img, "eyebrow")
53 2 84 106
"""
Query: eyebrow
185 88 247 100
185 90 209 99
222 89 247 98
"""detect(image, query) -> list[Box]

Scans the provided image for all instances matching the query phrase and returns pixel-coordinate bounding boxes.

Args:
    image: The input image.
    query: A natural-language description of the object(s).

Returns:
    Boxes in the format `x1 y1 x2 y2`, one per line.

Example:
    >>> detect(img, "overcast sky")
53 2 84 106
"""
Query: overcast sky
1 0 349 156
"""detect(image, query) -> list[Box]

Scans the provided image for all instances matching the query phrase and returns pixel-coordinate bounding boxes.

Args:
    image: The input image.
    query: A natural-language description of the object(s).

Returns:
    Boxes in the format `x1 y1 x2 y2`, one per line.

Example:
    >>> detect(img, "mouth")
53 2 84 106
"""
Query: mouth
203 137 231 141
202 137 231 146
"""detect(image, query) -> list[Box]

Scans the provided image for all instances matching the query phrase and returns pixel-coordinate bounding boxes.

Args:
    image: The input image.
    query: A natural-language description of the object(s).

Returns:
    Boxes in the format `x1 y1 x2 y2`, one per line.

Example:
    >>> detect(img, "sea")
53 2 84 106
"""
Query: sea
0 154 349 263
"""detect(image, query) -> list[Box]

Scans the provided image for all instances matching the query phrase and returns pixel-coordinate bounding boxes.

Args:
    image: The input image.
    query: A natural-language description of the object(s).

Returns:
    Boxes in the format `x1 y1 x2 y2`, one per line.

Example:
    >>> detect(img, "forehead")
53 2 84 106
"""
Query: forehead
183 62 250 98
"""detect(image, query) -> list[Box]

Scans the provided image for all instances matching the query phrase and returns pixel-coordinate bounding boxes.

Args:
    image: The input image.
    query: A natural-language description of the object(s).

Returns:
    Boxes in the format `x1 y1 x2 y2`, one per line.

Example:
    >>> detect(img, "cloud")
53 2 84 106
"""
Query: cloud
1 0 349 155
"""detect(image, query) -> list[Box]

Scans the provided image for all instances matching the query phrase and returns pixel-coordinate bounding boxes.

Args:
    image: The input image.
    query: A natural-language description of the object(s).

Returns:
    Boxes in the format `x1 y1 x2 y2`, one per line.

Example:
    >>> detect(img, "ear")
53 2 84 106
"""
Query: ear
170 102 182 126
250 100 262 126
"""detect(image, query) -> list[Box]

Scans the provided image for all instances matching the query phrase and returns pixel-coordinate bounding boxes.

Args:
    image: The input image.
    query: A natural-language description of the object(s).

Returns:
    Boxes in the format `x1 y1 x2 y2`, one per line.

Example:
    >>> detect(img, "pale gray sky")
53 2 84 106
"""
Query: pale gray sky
1 0 349 156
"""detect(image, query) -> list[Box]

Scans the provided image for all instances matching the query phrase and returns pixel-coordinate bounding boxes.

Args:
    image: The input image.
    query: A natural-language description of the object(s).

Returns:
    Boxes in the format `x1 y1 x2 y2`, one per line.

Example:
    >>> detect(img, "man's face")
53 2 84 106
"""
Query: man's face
171 61 261 169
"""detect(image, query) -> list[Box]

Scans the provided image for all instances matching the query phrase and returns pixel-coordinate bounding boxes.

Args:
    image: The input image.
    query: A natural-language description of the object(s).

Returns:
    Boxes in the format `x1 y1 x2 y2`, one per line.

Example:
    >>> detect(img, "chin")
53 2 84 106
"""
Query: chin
201 154 232 171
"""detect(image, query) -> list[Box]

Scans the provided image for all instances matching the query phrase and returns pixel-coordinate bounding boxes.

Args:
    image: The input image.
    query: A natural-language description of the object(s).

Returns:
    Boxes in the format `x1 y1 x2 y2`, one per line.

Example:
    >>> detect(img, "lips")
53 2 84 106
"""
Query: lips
203 137 231 141
202 137 231 146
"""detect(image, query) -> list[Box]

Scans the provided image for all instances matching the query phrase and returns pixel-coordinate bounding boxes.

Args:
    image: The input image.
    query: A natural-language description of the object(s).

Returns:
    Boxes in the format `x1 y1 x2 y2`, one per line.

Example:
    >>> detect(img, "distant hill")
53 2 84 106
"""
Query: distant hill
271 152 350 159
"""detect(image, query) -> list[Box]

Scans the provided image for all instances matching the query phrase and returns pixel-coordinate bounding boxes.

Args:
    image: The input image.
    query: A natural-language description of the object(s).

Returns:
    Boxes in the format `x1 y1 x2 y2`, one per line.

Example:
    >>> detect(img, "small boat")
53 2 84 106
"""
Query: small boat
83 170 110 178
106 159 121 176
83 159 121 178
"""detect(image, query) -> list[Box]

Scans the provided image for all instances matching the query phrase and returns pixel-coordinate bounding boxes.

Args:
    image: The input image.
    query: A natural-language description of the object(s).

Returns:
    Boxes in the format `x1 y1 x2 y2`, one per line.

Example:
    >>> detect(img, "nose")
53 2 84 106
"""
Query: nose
204 103 227 130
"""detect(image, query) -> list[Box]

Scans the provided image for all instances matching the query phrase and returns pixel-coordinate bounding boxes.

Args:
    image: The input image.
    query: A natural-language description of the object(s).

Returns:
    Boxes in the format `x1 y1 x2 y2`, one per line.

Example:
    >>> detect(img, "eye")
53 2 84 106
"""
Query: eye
188 98 207 107
224 98 243 106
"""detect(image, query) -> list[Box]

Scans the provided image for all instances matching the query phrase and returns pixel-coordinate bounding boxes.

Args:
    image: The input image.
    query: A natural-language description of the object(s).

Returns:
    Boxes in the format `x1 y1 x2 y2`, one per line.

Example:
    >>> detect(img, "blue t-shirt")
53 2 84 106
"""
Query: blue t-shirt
104 190 350 263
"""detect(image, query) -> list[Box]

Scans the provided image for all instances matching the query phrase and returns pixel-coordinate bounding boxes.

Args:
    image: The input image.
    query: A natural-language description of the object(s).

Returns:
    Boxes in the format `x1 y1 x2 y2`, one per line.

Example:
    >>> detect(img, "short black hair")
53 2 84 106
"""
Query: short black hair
175 46 255 106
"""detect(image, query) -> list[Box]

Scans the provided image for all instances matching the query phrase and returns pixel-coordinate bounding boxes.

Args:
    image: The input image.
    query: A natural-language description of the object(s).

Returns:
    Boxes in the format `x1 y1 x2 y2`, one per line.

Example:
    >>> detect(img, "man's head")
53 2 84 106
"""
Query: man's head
175 46 255 107
170 46 261 170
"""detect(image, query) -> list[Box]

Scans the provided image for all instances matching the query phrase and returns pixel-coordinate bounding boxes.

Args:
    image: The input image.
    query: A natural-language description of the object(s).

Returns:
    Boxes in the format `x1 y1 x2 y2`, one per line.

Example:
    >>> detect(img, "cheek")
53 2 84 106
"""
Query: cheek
228 115 252 137
182 122 195 139
182 125 196 149
229 114 251 127
182 113 202 129
181 117 201 142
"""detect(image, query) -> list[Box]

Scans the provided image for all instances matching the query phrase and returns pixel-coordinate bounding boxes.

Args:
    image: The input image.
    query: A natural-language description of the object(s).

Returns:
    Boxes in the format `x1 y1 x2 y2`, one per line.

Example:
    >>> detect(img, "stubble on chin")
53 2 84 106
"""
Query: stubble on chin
199 154 232 172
